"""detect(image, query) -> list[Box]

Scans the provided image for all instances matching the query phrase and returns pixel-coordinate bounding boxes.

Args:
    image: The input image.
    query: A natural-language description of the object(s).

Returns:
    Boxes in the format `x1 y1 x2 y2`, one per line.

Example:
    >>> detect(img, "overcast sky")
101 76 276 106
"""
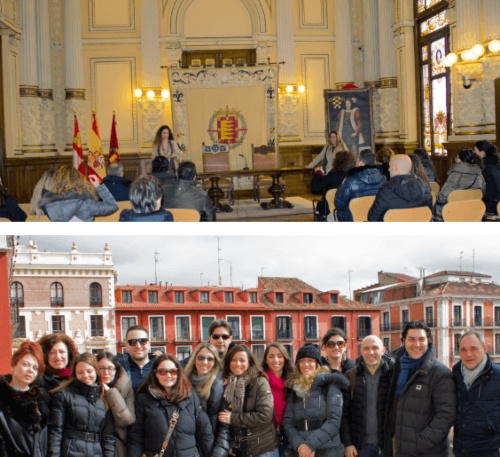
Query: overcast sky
15 229 500 298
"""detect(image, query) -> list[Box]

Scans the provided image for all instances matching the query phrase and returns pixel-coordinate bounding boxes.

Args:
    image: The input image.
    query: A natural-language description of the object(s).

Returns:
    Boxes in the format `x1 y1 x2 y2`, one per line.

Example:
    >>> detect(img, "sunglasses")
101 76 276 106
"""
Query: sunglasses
127 338 149 347
211 334 230 340
197 355 215 363
325 341 346 348
156 368 178 376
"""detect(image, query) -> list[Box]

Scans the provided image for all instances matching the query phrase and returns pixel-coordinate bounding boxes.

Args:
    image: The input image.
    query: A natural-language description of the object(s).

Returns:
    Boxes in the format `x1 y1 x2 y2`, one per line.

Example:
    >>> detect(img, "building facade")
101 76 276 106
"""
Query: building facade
355 270 500 368
0 235 16 371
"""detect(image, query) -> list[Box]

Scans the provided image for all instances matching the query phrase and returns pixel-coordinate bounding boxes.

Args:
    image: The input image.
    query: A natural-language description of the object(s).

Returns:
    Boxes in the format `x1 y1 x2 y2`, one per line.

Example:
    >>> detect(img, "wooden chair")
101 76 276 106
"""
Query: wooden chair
497 201 500 216
26 214 51 222
384 206 432 222
312 188 337 221
94 201 131 222
429 182 440 194
201 145 234 204
18 203 31 215
442 200 486 222
349 195 376 222
448 188 483 202
0 217 12 222
164 208 201 222
251 144 282 203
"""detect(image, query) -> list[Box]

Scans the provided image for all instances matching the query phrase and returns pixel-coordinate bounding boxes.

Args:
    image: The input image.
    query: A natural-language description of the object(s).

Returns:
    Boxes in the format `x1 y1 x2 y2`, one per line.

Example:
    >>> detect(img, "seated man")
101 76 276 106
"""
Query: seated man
102 162 131 201
162 161 216 222
368 154 432 221
150 156 175 186
334 150 386 221
119 175 173 222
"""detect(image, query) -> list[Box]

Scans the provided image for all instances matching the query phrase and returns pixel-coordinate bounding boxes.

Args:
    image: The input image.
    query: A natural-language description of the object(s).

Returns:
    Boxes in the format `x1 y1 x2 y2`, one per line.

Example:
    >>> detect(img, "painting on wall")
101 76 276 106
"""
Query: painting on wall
324 88 375 156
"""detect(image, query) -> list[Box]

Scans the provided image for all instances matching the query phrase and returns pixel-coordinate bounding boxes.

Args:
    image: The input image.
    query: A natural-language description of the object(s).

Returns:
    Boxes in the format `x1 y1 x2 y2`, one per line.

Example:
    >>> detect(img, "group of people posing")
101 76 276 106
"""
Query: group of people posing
308 131 500 221
1 319 499 457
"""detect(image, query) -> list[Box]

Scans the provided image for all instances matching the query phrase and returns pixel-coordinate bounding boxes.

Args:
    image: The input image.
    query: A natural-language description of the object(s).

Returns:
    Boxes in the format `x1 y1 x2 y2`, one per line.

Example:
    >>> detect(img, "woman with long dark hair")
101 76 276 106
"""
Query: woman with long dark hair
97 352 135 457
307 130 349 175
413 148 437 183
0 341 49 456
127 353 213 457
475 140 500 214
48 352 115 457
151 125 180 174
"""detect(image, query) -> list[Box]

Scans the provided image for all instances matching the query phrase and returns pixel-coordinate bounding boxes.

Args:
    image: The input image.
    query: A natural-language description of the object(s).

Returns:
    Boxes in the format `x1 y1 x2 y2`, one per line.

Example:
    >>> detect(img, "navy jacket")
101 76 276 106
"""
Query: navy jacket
368 174 432 222
482 156 500 213
0 195 27 221
162 179 214 221
334 165 386 221
119 209 173 222
453 355 500 455
115 353 156 392
102 175 131 202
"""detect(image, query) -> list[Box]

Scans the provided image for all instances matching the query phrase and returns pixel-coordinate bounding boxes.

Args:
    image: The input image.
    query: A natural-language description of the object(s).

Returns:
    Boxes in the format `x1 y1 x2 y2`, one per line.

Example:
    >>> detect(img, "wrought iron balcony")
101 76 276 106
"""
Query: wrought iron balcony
50 297 64 307
90 298 103 307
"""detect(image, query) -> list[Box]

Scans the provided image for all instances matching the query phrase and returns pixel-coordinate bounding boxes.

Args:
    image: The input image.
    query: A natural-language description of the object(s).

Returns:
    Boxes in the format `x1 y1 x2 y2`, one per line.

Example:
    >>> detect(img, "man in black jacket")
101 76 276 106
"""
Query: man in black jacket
341 335 394 457
368 154 432 221
162 161 216 221
102 162 131 201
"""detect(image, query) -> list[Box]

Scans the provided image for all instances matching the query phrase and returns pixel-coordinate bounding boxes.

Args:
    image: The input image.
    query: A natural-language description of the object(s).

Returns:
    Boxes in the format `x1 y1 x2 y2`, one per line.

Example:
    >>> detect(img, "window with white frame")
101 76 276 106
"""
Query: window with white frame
330 293 338 304
304 316 318 340
148 291 158 303
453 305 462 326
175 291 184 304
251 316 264 340
122 290 132 303
91 315 104 336
149 316 165 342
176 316 190 341
51 282 64 307
276 316 292 339
331 316 346 333
495 334 500 355
425 306 434 327
89 283 102 307
454 333 461 355
201 316 215 341
227 316 240 339
10 282 24 306
176 346 191 360
224 292 234 303
252 344 265 364
495 307 500 327
121 316 137 341
304 293 313 304
358 316 372 340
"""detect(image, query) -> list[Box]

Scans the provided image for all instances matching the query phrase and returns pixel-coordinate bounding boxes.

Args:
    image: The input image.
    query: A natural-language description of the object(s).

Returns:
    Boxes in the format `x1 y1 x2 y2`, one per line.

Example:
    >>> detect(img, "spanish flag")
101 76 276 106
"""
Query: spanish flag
108 111 121 165
72 112 85 178
87 110 106 184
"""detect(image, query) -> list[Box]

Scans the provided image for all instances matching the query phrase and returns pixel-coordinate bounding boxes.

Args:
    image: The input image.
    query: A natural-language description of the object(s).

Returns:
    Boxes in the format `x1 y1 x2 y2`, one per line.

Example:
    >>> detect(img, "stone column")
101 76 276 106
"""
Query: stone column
362 0 380 86
483 0 500 41
378 0 397 84
334 0 354 87
455 0 481 51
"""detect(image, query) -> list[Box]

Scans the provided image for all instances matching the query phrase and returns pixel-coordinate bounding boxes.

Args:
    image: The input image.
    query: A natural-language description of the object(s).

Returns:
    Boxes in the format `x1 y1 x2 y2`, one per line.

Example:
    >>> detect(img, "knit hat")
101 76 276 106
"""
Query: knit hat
295 343 321 365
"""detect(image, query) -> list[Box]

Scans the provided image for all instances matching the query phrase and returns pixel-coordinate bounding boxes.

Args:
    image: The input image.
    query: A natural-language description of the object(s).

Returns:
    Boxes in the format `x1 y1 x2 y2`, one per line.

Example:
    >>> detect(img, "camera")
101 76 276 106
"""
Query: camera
463 76 472 89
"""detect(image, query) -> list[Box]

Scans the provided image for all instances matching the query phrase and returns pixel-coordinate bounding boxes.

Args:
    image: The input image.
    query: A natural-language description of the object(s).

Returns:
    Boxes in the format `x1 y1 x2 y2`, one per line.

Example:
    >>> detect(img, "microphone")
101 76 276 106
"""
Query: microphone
239 154 249 170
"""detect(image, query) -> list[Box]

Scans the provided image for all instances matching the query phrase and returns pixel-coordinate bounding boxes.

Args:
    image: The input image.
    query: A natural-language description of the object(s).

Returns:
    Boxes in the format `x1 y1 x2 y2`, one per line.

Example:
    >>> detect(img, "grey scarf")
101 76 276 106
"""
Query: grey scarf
223 373 249 412
461 356 488 390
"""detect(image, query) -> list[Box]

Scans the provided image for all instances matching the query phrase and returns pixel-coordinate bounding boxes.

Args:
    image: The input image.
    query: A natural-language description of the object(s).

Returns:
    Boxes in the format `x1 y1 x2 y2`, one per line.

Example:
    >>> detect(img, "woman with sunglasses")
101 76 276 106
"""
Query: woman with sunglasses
218 344 279 457
320 328 355 373
282 343 348 457
96 352 135 457
48 352 115 457
127 353 214 457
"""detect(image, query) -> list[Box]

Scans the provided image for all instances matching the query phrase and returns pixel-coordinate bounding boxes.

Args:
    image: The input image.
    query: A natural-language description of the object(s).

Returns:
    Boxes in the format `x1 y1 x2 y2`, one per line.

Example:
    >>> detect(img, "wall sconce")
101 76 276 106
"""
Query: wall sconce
488 39 500 53
133 88 170 103
278 84 305 95
444 39 500 67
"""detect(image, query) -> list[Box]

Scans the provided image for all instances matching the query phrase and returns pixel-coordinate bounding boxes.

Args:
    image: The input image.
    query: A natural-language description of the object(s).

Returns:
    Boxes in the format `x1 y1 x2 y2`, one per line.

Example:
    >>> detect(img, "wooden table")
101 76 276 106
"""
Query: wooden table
198 166 307 212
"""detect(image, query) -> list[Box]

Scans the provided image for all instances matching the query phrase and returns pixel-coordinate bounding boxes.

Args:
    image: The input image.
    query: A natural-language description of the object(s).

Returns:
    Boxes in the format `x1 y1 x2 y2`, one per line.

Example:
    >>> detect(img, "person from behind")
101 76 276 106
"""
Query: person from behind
0 176 27 221
150 155 176 186
119 175 173 222
375 146 394 181
320 328 355 374
102 162 131 202
341 335 394 457
384 321 456 457
162 160 215 221
311 150 356 195
413 148 437 183
29 169 56 216
408 154 430 187
334 150 386 222
433 148 485 221
474 140 500 214
453 331 500 457
38 165 118 221
368 154 432 221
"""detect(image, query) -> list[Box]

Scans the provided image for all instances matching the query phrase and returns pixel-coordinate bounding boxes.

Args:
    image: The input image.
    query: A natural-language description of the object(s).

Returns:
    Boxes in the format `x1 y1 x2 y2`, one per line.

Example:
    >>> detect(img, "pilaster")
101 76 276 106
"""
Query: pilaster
334 0 353 87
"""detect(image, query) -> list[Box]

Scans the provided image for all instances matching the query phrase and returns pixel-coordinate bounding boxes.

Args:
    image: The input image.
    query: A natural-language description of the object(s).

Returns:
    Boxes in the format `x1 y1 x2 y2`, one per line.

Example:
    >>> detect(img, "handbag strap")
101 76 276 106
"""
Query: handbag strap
159 407 180 457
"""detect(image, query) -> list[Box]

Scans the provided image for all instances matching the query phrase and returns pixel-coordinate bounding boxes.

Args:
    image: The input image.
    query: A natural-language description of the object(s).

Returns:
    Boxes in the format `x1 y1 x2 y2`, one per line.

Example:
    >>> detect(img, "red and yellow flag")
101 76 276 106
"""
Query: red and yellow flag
87 111 106 184
108 111 120 165
72 112 85 178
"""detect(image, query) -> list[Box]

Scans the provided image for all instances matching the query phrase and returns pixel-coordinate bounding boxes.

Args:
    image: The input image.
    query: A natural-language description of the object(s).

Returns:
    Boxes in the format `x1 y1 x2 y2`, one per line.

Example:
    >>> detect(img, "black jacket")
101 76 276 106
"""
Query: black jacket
453 355 500 454
320 356 356 374
48 380 115 457
310 171 347 195
368 174 432 221
482 155 500 213
0 195 27 221
127 387 214 457
340 354 394 451
37 372 65 392
162 179 215 221
102 175 131 202
119 209 173 222
0 375 49 457
384 345 456 457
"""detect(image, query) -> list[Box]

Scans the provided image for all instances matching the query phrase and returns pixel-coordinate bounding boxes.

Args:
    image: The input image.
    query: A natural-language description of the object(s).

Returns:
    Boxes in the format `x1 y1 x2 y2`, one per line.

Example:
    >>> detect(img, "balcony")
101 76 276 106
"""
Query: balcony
51 297 64 307
425 320 435 327
380 322 408 332
90 298 103 307
452 319 466 327
304 332 318 341
10 298 24 307
151 336 166 343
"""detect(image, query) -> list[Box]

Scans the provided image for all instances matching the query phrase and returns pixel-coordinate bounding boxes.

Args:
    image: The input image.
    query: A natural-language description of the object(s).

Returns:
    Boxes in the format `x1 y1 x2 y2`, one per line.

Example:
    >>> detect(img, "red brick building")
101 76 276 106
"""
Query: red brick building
355 270 500 368
115 276 382 362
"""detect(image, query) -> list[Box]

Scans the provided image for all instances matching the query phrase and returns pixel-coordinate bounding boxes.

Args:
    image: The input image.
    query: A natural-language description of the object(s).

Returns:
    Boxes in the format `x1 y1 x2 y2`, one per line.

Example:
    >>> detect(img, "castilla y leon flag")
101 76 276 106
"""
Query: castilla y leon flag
87 111 106 184
108 112 121 165
72 112 85 178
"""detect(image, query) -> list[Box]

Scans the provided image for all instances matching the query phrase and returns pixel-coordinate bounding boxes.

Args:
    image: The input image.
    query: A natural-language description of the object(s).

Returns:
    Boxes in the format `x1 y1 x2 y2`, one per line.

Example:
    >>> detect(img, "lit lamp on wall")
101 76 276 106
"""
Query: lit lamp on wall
133 88 170 103
278 84 306 95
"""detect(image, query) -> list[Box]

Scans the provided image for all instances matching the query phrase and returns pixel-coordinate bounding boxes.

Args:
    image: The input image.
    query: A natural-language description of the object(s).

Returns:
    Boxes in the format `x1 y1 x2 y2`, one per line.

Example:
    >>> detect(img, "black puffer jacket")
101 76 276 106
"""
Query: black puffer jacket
37 372 65 392
368 174 432 221
48 380 115 457
453 355 500 454
384 345 456 457
0 375 49 457
320 357 356 374
340 354 394 451
482 155 500 213
127 387 214 457
282 370 349 454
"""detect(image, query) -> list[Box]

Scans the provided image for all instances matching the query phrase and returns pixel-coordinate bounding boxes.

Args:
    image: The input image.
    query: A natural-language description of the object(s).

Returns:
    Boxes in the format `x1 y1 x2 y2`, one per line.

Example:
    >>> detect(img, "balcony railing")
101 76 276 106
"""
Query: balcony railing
425 320 435 328
380 322 409 332
151 336 166 343
51 297 64 307
452 319 466 327
305 332 318 340
277 331 292 340
358 329 371 339
252 332 264 340
10 298 24 307
91 329 104 337
90 298 103 307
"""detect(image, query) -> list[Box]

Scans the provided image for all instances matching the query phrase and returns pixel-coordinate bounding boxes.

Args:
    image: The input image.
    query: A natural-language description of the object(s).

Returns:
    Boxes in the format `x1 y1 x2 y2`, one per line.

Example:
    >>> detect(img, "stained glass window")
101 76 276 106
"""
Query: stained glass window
420 11 448 35
417 0 446 14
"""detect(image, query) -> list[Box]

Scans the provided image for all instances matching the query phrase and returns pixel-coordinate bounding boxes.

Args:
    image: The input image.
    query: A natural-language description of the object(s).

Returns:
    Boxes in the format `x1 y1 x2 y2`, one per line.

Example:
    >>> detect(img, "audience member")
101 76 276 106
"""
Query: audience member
38 165 117 221
102 162 131 201
453 331 500 457
368 154 432 221
162 161 215 221
409 154 430 187
474 140 500 214
384 321 456 457
119 175 173 222
320 328 355 373
151 125 180 174
311 150 356 195
151 155 176 185
29 169 56 216
375 146 395 181
413 148 437 182
334 150 386 221
307 130 349 175
433 148 485 221
0 176 27 221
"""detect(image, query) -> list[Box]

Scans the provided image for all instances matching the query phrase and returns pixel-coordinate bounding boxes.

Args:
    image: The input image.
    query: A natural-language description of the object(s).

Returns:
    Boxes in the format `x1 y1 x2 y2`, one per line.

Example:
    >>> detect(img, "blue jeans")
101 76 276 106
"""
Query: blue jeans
357 443 381 457
256 448 280 457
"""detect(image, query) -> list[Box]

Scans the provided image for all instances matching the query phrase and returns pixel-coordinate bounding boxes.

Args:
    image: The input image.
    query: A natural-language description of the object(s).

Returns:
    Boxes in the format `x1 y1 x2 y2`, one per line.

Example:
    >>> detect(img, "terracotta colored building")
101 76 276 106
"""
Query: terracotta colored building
355 270 500 368
0 235 16 372
115 276 382 362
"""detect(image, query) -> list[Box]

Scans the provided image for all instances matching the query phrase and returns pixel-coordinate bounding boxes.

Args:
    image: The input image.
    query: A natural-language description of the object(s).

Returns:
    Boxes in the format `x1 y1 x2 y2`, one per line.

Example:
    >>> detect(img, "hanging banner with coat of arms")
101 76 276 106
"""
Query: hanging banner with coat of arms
167 65 278 183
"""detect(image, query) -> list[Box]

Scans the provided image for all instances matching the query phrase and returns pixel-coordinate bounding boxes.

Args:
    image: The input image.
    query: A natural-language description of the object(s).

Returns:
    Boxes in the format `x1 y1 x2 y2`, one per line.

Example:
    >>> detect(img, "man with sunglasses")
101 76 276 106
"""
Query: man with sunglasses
116 325 157 392
321 328 355 374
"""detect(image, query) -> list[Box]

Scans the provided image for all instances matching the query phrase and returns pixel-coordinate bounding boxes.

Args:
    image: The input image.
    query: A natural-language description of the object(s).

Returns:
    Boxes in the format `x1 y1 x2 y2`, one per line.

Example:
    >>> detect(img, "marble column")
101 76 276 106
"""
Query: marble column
362 0 380 86
378 0 397 84
455 0 481 50
334 0 354 87
483 0 500 41
64 0 85 98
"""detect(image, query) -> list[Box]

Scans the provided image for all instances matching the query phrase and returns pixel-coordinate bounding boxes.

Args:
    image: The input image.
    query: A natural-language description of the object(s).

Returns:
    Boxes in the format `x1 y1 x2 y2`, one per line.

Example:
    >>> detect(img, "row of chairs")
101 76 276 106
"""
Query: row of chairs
323 188 489 222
